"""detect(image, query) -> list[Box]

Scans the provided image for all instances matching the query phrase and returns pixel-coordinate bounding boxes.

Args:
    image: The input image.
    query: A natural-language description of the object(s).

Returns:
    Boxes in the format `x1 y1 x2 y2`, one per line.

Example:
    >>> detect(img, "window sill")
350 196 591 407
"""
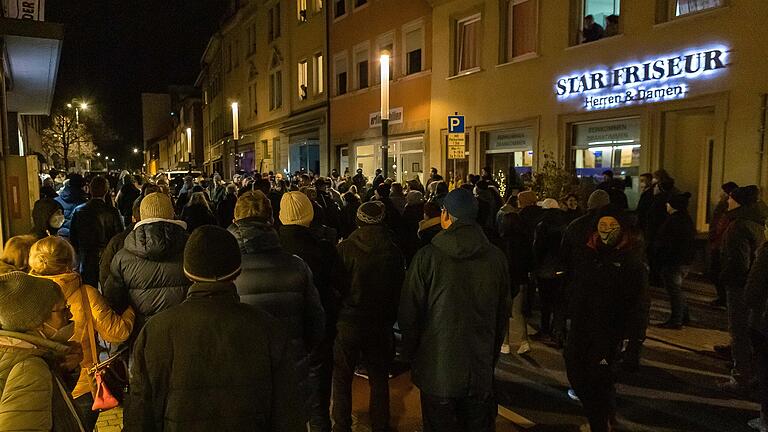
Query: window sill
496 53 539 68
446 67 483 80
333 13 348 23
565 34 624 51
653 5 729 28
353 2 369 12
400 69 431 82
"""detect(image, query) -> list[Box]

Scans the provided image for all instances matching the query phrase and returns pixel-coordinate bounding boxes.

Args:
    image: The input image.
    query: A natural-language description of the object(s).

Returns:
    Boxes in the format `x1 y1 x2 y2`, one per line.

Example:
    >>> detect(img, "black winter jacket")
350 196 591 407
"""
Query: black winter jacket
336 225 405 328
99 227 131 289
399 222 510 397
104 221 191 328
54 186 87 238
533 209 568 279
653 210 696 267
746 242 768 336
116 183 141 227
720 203 767 288
124 281 304 432
180 204 217 233
70 198 124 286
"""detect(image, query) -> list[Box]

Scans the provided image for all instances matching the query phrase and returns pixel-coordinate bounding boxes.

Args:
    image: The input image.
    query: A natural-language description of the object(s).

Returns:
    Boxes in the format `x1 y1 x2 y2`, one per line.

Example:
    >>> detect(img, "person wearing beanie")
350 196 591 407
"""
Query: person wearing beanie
399 187 510 431
124 226 304 431
653 192 696 329
279 191 343 432
719 184 767 392
333 199 405 432
0 271 87 430
54 173 88 239
708 181 741 308
228 191 325 424
103 191 190 345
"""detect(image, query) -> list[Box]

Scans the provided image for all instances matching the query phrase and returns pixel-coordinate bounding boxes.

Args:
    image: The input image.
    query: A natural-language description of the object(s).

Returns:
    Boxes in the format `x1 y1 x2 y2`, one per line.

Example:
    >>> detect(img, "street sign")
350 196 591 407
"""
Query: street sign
448 115 465 134
447 133 466 159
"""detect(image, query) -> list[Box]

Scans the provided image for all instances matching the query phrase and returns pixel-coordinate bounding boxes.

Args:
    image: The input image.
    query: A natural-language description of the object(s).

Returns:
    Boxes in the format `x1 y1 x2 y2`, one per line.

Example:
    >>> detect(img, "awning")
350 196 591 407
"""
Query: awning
1 17 64 115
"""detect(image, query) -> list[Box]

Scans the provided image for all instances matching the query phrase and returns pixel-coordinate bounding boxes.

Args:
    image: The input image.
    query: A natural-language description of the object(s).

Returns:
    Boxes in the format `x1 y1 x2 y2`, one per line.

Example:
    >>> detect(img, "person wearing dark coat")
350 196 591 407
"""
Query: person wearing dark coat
54 174 88 239
399 188 510 432
635 173 654 230
746 233 768 431
124 225 304 432
99 199 142 290
115 174 141 227
40 176 58 199
401 191 425 264
278 191 341 432
497 197 530 354
373 183 402 235
533 199 568 345
30 198 64 239
180 192 217 233
103 192 191 341
720 185 767 390
709 181 739 307
229 190 325 424
564 209 649 432
654 192 696 329
339 190 361 239
646 172 680 281
417 201 442 248
70 176 124 287
332 201 405 432
216 183 239 227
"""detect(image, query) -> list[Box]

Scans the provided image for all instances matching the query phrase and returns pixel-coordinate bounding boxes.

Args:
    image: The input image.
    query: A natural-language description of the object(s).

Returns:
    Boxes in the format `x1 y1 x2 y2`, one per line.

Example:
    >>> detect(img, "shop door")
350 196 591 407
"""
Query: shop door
290 139 320 175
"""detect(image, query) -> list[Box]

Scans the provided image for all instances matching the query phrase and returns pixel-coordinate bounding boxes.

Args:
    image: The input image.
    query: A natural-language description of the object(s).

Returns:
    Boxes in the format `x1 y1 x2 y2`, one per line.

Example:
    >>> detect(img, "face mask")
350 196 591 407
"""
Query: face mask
41 321 75 343
49 213 65 229
598 216 622 247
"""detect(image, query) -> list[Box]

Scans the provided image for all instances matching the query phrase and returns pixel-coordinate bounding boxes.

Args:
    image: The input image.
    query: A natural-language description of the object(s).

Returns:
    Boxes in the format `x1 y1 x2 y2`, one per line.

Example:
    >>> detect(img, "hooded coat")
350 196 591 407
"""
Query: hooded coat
104 220 191 332
54 185 88 238
399 222 510 397
70 198 124 286
30 198 63 239
720 203 767 288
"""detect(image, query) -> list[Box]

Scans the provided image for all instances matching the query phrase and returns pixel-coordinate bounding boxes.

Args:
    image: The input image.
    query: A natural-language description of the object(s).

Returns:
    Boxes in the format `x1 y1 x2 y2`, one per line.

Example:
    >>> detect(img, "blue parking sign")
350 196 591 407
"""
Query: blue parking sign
448 115 464 134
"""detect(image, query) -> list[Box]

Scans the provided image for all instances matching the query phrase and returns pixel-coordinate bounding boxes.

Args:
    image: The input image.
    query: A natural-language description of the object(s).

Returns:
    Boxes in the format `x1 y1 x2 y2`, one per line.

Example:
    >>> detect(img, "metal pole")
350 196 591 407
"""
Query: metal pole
382 119 389 179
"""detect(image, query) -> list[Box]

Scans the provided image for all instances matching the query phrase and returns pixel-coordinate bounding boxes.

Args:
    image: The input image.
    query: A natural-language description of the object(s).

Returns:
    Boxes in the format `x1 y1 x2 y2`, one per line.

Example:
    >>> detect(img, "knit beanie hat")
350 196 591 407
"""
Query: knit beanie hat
517 191 537 208
443 188 479 222
667 192 692 212
406 190 424 206
279 191 314 227
0 272 64 332
587 189 611 210
357 201 386 226
140 192 175 220
721 182 739 195
731 185 760 206
184 225 242 282
541 198 560 209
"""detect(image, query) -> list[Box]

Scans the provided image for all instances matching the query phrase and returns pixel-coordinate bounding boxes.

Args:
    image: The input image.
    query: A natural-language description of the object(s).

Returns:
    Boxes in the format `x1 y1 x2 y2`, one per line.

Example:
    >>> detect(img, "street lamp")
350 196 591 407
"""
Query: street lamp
380 52 390 179
186 127 193 165
132 148 139 154
231 102 240 174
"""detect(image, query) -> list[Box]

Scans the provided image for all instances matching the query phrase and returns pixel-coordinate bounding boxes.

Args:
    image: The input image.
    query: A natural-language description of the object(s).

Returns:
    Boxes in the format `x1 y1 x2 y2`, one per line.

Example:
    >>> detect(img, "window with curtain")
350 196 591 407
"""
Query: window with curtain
675 0 722 16
297 0 307 22
505 0 537 61
456 15 481 73
314 53 324 94
298 61 308 100
270 70 282 110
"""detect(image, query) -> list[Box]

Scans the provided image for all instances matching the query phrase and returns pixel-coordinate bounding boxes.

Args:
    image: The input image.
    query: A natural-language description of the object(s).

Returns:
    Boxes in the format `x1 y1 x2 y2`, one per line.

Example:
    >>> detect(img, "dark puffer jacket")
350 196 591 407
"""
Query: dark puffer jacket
229 218 325 398
720 203 767 288
54 185 87 238
104 221 191 332
399 222 510 398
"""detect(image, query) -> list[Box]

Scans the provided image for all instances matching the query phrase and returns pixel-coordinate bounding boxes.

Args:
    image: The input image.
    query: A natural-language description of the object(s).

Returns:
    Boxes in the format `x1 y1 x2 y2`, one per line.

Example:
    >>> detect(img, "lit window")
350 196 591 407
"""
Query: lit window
403 25 423 75
576 0 620 45
314 53 324 94
335 55 348 95
298 60 308 100
675 0 722 16
298 0 308 22
456 14 481 73
315 0 323 12
270 70 283 110
503 0 537 61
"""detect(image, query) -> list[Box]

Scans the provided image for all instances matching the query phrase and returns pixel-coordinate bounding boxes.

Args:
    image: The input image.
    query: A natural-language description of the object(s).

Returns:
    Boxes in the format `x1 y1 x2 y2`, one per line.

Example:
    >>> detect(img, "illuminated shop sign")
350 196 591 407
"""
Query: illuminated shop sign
555 46 728 110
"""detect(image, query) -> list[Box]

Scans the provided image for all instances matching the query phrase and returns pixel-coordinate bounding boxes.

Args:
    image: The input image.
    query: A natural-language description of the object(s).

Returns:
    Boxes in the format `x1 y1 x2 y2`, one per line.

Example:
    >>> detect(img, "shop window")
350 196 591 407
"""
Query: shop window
503 0 537 62
354 47 369 89
270 70 283 110
298 60 308 100
355 143 376 179
314 53 324 94
572 0 620 46
572 117 641 201
335 0 346 18
298 0 308 22
334 54 348 95
455 14 481 74
483 127 535 197
403 24 423 75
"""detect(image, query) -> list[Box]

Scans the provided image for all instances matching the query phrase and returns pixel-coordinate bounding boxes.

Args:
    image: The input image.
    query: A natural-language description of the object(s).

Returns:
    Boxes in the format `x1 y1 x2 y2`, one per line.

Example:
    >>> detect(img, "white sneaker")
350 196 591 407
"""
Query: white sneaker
568 388 580 402
500 344 511 354
517 341 531 355
748 417 767 431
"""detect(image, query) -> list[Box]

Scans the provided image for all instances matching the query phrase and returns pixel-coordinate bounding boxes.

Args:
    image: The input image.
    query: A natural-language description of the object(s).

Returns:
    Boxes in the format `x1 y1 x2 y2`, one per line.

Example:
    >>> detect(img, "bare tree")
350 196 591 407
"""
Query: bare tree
41 113 97 170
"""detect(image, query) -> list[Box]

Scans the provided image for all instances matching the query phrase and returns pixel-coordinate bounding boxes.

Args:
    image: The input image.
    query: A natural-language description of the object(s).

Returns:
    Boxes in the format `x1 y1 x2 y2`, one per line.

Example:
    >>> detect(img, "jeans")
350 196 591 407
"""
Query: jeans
660 265 688 325
751 329 768 417
420 392 497 432
726 284 753 381
74 393 99 432
308 334 334 432
331 324 391 432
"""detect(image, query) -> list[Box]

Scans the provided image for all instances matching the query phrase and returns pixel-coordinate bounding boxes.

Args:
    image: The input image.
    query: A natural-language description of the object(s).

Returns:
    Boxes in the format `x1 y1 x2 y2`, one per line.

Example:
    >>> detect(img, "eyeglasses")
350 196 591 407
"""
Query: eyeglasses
51 305 71 314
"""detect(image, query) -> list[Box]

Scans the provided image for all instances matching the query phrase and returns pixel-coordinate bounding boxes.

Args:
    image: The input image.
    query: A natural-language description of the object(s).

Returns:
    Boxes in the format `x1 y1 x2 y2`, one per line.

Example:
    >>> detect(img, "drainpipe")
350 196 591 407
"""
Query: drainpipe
759 94 768 189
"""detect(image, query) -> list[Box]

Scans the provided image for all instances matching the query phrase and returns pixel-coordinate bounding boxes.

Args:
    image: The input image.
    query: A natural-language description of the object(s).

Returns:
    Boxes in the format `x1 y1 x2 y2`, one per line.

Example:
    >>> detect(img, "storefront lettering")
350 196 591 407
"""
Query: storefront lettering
584 84 687 109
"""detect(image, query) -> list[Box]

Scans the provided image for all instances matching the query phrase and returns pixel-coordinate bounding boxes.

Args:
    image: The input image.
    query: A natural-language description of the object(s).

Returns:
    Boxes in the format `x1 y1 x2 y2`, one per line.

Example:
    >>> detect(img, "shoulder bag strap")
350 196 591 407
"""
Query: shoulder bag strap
78 284 99 366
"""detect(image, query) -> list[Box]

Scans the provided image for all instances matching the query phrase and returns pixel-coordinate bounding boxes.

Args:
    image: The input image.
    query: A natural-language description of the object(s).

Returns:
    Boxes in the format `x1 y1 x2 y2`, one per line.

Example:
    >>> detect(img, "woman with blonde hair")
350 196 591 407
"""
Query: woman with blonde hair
0 234 36 273
29 235 136 431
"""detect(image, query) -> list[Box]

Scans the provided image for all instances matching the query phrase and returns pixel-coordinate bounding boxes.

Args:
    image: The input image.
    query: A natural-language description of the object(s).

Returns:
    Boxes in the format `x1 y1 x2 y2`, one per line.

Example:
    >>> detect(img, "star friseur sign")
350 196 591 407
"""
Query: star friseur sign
555 46 728 110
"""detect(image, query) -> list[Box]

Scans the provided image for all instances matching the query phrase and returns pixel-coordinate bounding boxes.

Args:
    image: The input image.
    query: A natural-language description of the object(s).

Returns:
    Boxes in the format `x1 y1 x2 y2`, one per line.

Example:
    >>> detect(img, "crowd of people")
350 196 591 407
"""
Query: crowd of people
0 164 766 432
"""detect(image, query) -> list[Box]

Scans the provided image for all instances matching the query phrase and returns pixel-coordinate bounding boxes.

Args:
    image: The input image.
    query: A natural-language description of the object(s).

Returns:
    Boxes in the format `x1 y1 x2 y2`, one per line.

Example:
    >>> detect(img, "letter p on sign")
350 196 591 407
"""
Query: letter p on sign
448 115 465 134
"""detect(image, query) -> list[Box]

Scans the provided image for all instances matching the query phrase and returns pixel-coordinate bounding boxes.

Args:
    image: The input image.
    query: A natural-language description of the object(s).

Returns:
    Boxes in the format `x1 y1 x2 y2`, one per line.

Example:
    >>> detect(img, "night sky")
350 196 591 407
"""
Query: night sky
46 1 227 164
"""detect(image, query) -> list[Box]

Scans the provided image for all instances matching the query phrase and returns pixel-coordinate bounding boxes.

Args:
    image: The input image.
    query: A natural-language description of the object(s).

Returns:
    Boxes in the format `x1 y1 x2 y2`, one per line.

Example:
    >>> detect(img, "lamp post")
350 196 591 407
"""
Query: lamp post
380 52 390 179
104 155 109 172
231 102 240 175
186 127 193 167
66 100 88 172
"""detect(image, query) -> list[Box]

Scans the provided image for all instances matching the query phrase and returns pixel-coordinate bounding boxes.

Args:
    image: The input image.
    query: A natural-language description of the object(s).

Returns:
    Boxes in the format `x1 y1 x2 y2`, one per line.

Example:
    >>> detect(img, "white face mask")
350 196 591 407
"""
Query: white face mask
41 321 75 343
49 213 65 229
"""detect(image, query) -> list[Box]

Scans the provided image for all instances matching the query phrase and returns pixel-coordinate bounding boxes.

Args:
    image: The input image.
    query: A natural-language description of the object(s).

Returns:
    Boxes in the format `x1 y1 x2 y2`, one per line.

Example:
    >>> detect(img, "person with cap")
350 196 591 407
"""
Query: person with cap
564 208 648 432
709 181 740 308
104 192 191 342
123 226 304 431
278 191 342 432
332 201 405 432
399 188 510 432
228 190 325 424
70 176 125 287
30 197 65 239
653 192 696 329
533 198 569 346
54 173 88 239
0 271 86 430
719 185 767 392
29 235 136 430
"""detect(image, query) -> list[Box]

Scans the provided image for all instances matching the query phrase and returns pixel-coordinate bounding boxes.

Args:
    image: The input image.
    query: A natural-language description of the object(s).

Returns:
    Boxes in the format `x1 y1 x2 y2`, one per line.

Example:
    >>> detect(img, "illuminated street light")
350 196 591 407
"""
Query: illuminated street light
96 152 100 157
231 102 240 174
133 148 139 154
380 52 390 179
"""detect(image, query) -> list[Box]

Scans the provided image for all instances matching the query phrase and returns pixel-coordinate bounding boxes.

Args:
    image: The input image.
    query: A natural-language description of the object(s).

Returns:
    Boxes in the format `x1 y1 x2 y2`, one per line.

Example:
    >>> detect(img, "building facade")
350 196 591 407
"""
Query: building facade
142 88 203 175
429 0 768 231
329 0 432 184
